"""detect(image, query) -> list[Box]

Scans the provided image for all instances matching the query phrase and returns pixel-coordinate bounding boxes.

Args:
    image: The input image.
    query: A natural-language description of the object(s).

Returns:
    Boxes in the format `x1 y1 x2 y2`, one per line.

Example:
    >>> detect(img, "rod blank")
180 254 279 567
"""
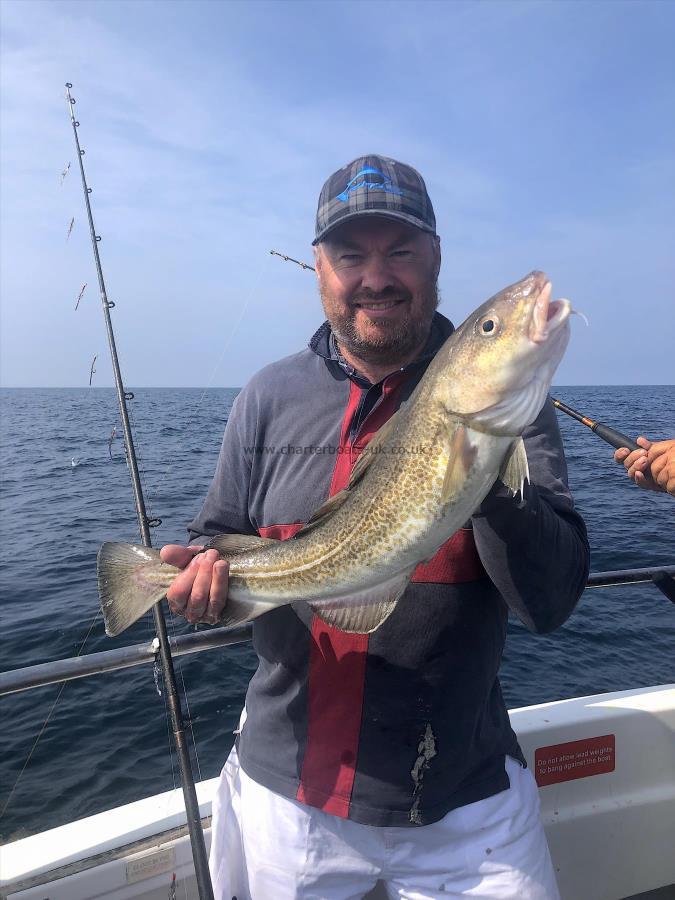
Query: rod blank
64 83 214 900
552 397 640 451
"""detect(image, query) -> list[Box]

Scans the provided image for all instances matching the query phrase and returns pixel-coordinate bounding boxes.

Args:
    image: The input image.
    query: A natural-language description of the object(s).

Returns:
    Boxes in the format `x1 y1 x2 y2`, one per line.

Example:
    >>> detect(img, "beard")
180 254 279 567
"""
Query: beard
320 281 440 367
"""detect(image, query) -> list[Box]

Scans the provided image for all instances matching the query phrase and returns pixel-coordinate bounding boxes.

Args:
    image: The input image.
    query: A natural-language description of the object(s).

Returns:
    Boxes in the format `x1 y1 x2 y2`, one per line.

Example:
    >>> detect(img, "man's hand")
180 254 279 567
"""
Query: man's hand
614 436 675 496
160 544 230 625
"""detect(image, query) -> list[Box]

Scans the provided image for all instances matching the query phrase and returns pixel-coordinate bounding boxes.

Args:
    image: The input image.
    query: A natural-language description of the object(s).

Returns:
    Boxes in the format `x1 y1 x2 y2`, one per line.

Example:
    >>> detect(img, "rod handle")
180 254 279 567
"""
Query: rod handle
593 423 640 452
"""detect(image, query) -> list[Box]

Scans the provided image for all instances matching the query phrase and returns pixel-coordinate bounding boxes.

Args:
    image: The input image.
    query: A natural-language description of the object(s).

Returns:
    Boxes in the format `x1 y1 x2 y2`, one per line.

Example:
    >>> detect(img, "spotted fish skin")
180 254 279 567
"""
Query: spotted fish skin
98 271 572 637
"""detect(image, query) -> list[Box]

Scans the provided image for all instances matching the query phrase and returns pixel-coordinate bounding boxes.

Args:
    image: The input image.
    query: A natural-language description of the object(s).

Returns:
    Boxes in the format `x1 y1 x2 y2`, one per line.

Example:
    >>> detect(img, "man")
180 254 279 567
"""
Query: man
615 437 675 496
162 155 590 899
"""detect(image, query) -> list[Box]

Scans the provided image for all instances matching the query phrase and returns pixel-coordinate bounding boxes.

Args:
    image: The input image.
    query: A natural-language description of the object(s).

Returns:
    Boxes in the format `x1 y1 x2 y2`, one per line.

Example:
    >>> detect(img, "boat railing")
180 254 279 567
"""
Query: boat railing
1 565 673 698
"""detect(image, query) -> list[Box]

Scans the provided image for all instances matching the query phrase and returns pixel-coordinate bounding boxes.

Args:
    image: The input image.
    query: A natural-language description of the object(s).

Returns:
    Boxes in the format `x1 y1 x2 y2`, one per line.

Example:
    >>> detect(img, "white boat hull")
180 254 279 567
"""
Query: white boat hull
2 685 674 900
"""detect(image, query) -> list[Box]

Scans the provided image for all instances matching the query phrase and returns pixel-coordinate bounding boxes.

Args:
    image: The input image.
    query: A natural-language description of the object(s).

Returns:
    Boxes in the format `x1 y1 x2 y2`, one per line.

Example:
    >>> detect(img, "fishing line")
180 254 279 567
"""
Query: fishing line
167 614 204 783
122 401 208 787
143 251 273 507
127 395 206 791
64 83 213 898
156 644 193 900
269 250 645 456
133 248 282 792
124 399 159 528
0 611 101 822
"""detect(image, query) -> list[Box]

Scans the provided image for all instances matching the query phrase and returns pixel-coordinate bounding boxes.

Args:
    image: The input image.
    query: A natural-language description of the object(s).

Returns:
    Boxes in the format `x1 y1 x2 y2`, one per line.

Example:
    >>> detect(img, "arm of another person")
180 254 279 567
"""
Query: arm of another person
472 397 590 634
161 386 258 624
614 437 675 496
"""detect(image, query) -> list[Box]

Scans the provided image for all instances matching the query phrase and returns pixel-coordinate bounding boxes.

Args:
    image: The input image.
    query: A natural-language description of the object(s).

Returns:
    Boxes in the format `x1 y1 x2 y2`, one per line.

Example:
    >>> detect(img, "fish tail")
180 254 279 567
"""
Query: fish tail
97 542 173 637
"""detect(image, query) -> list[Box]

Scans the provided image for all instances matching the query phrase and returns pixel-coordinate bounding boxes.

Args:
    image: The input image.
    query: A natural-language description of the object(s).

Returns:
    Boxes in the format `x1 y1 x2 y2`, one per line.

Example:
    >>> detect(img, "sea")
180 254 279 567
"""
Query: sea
0 385 673 843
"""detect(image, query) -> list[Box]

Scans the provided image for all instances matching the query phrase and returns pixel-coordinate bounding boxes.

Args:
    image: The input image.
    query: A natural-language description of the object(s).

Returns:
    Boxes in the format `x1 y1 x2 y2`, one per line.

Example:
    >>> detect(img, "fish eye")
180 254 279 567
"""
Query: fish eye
477 314 500 337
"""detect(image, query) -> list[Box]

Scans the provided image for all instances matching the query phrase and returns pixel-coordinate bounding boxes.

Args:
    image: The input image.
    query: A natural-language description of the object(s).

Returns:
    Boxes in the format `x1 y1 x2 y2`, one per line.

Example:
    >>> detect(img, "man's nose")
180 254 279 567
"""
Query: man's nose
360 254 397 294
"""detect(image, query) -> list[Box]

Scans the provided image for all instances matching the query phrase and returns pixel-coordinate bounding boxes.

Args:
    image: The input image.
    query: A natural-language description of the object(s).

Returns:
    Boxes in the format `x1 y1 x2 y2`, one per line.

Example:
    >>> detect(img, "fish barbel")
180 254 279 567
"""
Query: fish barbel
98 271 572 637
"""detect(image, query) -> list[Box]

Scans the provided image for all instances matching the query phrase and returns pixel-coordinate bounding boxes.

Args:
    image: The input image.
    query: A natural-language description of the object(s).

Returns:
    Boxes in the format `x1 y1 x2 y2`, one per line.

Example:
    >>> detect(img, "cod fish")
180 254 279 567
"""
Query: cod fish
99 271 572 637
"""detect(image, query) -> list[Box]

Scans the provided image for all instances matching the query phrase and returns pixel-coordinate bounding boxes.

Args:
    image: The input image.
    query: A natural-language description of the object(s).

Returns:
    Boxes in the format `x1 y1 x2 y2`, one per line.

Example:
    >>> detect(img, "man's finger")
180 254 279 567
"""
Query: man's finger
621 449 648 475
185 549 220 622
205 560 230 624
627 455 649 479
634 470 647 487
650 452 668 479
167 554 202 611
161 544 204 568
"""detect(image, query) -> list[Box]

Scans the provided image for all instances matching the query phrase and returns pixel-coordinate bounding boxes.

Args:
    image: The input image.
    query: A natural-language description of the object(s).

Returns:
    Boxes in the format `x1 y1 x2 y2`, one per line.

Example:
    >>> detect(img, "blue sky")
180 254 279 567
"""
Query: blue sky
1 0 673 387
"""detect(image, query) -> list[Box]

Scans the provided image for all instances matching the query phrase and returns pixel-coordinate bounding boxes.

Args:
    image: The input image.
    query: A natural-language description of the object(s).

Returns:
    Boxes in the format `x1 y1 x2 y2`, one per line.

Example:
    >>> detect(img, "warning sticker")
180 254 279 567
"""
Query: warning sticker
534 734 615 786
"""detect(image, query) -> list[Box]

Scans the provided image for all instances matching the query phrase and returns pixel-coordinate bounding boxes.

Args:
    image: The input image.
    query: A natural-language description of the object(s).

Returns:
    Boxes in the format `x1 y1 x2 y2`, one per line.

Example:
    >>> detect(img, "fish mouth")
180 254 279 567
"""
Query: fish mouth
528 278 571 344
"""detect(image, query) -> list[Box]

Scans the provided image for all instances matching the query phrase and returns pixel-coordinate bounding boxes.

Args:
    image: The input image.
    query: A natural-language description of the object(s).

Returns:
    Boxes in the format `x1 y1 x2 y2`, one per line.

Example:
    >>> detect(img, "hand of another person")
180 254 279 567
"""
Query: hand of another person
614 436 675 496
160 544 230 625
645 439 675 496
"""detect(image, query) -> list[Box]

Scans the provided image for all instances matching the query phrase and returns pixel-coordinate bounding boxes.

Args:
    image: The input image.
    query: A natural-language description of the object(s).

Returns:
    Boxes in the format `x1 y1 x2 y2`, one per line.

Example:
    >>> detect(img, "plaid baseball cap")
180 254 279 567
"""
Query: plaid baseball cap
313 154 436 245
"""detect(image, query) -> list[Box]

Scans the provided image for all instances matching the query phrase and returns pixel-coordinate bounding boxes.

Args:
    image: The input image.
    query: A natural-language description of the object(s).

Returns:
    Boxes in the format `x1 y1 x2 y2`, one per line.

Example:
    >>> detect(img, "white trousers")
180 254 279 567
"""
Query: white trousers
209 745 560 900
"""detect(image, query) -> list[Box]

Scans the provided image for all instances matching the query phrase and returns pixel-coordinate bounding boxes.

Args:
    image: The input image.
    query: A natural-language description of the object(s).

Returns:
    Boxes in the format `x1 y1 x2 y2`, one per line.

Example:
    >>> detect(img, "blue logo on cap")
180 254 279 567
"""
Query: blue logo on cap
336 166 404 203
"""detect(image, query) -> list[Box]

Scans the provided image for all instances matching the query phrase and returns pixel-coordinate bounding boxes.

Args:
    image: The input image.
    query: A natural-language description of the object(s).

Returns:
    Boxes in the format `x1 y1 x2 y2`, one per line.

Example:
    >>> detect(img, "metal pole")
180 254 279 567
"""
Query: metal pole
0 624 254 696
64 83 214 900
3 564 674 698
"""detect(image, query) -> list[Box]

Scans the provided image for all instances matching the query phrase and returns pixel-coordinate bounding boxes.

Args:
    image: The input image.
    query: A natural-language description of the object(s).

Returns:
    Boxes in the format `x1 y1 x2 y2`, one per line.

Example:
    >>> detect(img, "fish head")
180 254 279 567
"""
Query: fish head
438 271 571 435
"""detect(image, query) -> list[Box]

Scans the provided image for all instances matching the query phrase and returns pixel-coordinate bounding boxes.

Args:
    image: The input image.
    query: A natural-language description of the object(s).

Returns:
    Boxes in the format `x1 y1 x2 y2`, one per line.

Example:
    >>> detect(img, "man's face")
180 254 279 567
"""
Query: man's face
315 217 441 365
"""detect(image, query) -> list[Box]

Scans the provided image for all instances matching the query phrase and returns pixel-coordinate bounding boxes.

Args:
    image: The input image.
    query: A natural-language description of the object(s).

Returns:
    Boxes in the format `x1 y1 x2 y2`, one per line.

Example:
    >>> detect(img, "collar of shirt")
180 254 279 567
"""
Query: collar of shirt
308 311 455 387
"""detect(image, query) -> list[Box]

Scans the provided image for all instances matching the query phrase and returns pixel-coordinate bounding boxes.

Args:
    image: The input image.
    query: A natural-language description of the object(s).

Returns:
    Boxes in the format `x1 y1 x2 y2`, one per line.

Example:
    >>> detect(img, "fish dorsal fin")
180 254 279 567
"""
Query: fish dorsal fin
498 437 529 497
347 406 402 487
206 533 279 557
441 423 478 504
296 406 405 538
297 490 351 536
308 568 414 633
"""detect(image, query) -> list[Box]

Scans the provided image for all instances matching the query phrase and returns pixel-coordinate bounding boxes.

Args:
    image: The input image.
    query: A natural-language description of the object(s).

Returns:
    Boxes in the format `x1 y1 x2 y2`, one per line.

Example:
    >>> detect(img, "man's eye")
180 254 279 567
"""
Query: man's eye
391 250 413 258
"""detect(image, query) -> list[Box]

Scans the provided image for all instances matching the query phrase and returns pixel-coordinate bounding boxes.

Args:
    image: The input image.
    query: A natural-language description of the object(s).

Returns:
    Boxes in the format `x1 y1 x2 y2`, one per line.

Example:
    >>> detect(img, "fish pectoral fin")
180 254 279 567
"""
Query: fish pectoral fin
308 569 414 634
206 533 279 557
441 424 478 504
498 437 529 497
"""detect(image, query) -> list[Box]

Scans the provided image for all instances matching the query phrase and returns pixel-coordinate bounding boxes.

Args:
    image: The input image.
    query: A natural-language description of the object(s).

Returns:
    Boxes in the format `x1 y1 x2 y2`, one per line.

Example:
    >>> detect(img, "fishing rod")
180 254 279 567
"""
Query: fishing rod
65 84 214 900
269 250 643 455
270 249 315 270
550 398 640 452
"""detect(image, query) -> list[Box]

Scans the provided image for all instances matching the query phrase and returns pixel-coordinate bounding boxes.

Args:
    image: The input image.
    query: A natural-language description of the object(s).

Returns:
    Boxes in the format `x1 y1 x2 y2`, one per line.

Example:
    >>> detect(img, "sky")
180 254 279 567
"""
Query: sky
1 0 673 387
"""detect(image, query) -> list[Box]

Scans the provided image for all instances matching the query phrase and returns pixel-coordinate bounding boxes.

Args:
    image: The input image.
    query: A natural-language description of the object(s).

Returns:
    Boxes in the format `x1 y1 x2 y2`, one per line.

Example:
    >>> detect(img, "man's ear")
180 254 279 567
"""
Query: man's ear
313 244 323 281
